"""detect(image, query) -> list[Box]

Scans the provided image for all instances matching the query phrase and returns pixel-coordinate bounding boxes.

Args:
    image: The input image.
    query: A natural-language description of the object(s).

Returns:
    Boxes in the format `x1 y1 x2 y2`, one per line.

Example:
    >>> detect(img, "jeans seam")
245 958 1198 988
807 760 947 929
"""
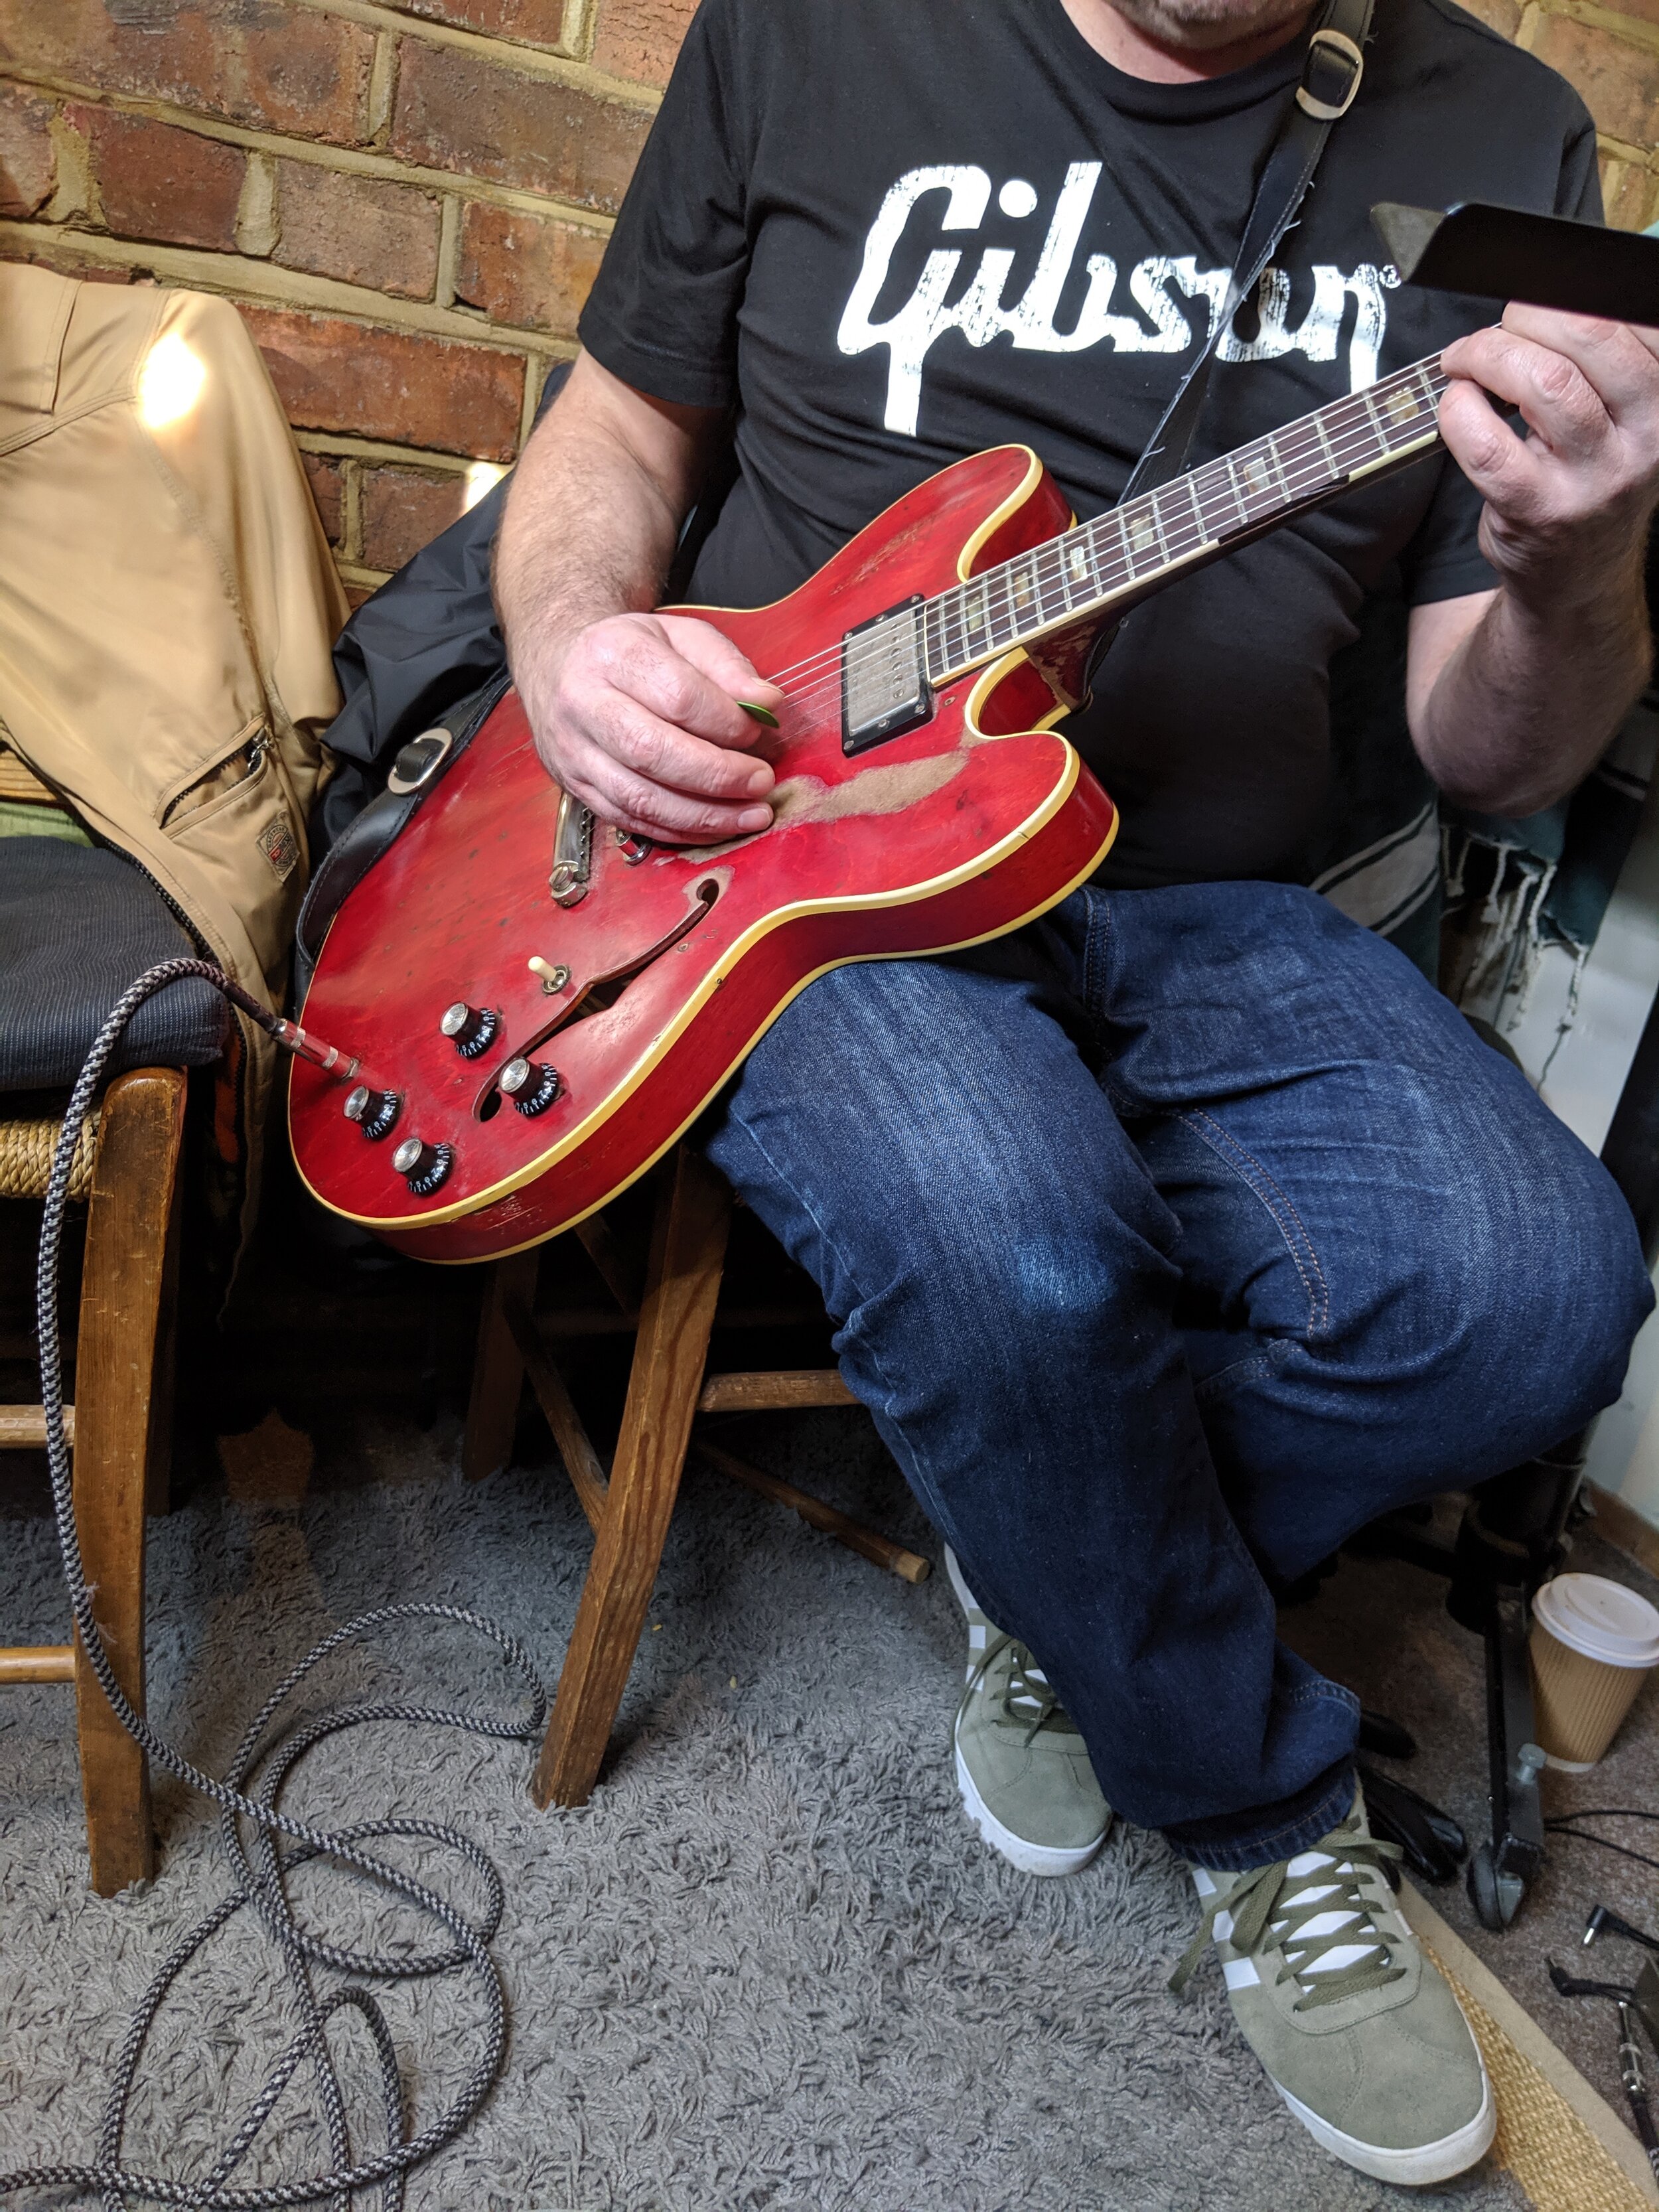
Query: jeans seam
1082 890 1112 1059
1192 1340 1293 1404
1177 1108 1332 1342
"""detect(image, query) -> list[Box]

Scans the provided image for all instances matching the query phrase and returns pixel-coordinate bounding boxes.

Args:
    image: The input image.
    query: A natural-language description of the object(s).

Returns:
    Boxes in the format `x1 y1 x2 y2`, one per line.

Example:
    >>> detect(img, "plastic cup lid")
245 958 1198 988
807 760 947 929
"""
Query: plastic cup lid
1534 1572 1659 1668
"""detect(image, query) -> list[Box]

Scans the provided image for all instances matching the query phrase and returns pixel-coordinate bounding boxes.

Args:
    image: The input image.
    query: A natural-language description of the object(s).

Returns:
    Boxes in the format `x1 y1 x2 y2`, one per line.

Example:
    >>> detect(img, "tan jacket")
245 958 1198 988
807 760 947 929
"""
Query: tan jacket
0 264 346 1244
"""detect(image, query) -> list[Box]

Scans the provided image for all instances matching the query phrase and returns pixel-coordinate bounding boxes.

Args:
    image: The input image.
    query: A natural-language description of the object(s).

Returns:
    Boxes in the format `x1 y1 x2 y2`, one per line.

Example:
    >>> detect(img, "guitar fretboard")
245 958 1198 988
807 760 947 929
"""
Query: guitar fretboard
920 354 1449 682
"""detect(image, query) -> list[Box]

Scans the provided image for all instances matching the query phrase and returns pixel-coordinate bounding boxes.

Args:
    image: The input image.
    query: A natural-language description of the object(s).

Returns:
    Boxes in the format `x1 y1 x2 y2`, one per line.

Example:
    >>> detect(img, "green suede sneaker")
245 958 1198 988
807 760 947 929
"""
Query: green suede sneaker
945 1548 1112 1877
1171 1787 1494 2185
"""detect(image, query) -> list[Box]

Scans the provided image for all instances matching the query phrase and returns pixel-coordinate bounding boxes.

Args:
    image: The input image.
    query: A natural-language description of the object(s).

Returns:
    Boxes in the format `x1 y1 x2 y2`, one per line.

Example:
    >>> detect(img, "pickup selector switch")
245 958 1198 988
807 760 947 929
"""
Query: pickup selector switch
500 1057 561 1117
440 1001 500 1058
393 1136 454 1195
342 1084 400 1141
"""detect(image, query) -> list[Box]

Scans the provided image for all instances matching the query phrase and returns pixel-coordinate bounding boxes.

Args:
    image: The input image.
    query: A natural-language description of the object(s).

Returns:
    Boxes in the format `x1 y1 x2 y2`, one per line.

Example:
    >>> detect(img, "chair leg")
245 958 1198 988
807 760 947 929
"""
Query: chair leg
463 1247 542 1483
532 1147 731 1808
71 1067 186 1895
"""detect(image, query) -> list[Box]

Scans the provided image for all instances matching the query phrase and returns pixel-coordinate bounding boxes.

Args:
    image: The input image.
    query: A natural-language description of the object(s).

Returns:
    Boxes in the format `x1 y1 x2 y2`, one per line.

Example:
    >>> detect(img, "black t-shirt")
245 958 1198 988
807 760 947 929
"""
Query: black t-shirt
579 0 1599 888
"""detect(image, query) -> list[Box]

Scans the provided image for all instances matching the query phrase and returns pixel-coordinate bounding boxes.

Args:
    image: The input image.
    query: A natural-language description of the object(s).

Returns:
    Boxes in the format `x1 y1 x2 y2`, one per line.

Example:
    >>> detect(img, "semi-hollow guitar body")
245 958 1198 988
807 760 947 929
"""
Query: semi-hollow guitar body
290 445 1118 1260
290 344 1453 1261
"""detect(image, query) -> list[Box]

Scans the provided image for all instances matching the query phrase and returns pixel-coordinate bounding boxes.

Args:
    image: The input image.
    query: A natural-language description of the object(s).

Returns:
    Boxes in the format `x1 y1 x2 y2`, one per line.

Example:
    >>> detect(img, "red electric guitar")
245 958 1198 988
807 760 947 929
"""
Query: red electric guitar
289 352 1449 1262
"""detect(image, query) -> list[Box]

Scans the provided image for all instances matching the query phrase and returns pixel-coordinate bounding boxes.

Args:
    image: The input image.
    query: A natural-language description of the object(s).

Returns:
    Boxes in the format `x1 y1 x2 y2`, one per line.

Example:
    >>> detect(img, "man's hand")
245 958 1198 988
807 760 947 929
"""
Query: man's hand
1409 304 1659 817
1439 304 1659 606
522 610 785 844
494 350 787 845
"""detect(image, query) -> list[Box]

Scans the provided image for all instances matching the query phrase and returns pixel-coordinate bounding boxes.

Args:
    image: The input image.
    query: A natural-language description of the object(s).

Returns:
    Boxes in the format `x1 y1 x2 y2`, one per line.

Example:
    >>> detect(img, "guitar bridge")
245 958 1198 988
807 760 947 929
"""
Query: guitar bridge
841 597 932 757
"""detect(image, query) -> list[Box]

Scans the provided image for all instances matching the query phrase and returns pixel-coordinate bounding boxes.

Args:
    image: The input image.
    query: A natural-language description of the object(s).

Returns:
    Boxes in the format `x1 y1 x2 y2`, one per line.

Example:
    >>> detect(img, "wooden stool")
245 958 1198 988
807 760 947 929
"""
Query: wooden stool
462 1142 928 1809
0 1068 186 1894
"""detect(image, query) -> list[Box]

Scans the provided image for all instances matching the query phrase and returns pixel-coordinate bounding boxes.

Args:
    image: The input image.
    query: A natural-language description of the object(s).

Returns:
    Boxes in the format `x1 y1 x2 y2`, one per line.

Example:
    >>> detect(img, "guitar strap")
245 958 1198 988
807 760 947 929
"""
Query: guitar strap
293 664 511 1004
1122 0 1374 502
1080 0 1374 689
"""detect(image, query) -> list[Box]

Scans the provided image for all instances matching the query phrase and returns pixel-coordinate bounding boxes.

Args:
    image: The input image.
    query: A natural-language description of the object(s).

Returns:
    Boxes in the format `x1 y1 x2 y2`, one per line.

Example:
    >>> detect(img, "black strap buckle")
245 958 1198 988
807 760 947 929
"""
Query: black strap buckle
1298 27 1364 121
386 725 455 795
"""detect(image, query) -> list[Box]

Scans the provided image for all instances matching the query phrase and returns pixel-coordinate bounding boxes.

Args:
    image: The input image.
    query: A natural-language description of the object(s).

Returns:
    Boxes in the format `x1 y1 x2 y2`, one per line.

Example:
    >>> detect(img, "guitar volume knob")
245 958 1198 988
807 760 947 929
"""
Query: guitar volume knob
500 1058 561 1117
440 1002 500 1058
342 1084 400 1141
393 1136 454 1195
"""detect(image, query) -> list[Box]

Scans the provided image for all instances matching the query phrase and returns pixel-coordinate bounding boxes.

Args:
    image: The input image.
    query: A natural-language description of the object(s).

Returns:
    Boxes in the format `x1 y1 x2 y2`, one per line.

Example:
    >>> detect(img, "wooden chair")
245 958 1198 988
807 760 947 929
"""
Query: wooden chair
0 1067 186 1894
463 1142 928 1809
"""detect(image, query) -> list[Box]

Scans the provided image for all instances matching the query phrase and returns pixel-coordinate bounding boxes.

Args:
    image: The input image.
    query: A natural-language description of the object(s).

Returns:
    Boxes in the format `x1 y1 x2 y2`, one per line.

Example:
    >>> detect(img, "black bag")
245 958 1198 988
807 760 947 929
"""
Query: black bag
313 362 573 861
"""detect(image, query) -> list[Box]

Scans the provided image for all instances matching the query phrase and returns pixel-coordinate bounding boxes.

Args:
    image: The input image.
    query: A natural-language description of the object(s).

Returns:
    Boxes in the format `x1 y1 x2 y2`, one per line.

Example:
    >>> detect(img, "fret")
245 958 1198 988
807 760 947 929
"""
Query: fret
1166 474 1207 559
1373 378 1426 449
1104 509 1137 593
989 566 1015 652
1121 497 1161 580
1221 454 1251 534
1356 385 1388 463
1060 530 1095 611
1311 407 1340 483
1039 548 1068 627
962 576 991 656
1272 423 1321 505
950 585 972 670
923 599 945 683
935 587 960 674
1010 552 1040 642
1260 431 1295 509
1232 441 1279 524
1190 457 1231 542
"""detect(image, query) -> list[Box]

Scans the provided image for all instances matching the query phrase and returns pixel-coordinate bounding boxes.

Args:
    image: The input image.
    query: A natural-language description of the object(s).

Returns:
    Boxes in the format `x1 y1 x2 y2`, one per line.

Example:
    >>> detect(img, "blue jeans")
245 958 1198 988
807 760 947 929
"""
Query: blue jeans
704 882 1652 1868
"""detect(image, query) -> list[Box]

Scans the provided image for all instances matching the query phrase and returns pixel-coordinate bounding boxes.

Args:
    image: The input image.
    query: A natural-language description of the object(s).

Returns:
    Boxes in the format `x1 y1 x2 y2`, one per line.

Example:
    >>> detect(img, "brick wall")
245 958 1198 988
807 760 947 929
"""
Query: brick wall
0 0 691 602
0 0 1654 605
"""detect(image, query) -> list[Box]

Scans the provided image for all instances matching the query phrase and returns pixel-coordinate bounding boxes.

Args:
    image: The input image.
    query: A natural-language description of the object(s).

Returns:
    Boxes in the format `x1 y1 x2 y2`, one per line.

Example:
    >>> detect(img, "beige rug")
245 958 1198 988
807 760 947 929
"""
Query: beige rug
1402 1884 1657 2212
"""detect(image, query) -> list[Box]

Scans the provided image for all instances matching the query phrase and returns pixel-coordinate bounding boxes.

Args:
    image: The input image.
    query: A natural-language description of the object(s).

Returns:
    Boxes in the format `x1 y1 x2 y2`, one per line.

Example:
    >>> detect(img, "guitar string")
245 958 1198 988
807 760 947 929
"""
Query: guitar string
755 360 1448 727
753 356 1447 697
747 378 1445 723
748 356 1449 719
821 362 1446 701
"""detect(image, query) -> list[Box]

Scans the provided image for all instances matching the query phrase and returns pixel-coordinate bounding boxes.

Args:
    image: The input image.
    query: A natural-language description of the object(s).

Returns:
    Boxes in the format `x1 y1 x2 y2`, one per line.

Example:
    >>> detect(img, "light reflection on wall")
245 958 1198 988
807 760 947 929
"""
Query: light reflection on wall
463 460 507 512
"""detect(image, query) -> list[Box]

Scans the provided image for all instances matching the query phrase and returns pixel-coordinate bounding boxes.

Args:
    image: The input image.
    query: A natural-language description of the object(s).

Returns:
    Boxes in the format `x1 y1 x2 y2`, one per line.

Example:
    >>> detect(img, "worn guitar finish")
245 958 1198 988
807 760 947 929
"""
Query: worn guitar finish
291 446 1115 1259
290 350 1451 1261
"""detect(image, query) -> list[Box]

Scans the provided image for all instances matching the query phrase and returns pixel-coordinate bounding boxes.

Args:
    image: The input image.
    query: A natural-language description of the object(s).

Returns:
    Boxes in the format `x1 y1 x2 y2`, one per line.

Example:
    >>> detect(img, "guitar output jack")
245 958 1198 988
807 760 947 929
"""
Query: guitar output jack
500 1058 561 1117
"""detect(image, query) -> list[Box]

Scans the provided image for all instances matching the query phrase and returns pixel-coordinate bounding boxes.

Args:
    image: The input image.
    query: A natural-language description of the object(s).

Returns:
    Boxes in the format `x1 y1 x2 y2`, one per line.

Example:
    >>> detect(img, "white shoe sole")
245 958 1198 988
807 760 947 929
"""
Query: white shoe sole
945 1546 1110 1878
1277 2069 1494 2186
952 1732 1108 1878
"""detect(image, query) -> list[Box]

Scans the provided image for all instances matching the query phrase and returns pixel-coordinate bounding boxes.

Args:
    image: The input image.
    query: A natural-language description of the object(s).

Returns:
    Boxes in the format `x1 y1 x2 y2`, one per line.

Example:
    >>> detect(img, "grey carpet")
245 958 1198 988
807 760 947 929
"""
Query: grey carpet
0 1408 1536 2212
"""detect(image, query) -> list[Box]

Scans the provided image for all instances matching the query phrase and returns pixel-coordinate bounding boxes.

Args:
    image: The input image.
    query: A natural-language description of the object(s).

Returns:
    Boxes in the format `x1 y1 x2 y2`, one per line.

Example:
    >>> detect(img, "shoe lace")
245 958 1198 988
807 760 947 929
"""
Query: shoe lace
1169 1809 1406 2012
972 1633 1079 1748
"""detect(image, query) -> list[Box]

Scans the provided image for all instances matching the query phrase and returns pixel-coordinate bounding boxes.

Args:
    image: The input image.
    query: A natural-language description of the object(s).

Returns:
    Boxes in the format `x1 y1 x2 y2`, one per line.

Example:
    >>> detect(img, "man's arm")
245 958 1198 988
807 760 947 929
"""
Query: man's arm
1406 305 1659 816
494 350 783 843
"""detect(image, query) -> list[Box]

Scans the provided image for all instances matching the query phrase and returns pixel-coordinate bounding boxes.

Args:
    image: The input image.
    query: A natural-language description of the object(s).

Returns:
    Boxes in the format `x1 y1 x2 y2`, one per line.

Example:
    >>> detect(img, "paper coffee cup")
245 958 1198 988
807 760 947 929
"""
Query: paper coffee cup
1530 1573 1659 1771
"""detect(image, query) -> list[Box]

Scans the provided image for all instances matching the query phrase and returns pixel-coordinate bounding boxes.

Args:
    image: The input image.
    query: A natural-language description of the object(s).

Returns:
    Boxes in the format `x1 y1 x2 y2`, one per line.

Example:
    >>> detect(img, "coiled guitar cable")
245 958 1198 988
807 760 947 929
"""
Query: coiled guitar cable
1 958 551 2211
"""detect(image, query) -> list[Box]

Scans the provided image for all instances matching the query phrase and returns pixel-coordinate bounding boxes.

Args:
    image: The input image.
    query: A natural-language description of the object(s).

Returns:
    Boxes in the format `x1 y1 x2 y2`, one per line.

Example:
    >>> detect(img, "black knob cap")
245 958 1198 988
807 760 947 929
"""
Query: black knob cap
392 1136 454 1195
439 1001 500 1058
343 1084 400 1141
500 1057 561 1118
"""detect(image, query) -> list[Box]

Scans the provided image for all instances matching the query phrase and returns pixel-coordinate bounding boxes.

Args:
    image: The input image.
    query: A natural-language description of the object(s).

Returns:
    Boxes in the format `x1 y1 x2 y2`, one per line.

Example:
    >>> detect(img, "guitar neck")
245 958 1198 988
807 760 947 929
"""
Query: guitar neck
923 354 1449 684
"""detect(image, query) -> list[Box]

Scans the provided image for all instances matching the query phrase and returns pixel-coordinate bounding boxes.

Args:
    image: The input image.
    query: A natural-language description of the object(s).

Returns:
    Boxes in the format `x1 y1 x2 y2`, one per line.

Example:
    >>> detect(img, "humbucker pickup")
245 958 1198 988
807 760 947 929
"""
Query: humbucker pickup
841 597 932 757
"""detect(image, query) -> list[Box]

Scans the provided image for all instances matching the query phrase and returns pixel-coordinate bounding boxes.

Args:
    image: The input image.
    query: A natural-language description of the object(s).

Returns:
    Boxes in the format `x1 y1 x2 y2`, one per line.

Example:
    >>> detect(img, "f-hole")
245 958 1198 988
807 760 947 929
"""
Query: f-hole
473 878 721 1120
